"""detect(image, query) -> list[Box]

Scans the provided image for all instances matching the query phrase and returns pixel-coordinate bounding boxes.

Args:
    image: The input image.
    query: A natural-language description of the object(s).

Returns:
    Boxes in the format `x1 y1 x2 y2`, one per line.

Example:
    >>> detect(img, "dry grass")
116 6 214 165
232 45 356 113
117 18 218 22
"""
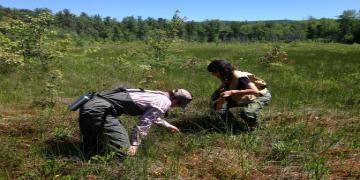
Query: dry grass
322 148 360 178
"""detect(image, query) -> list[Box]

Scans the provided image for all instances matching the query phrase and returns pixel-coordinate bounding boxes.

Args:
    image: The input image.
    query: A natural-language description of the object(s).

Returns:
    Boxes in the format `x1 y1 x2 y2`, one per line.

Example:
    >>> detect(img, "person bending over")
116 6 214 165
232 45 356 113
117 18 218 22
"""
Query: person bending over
77 87 192 161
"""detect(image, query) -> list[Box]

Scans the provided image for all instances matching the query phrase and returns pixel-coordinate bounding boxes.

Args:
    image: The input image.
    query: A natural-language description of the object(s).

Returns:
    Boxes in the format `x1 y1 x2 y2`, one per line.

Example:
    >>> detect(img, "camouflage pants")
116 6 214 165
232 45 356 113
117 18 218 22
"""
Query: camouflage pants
214 92 271 130
238 92 271 126
79 96 130 160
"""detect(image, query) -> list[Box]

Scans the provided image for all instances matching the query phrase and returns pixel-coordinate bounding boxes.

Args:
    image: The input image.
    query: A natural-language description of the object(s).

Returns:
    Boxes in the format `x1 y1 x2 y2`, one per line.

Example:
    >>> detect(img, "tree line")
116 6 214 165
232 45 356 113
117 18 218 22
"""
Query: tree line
1 5 360 44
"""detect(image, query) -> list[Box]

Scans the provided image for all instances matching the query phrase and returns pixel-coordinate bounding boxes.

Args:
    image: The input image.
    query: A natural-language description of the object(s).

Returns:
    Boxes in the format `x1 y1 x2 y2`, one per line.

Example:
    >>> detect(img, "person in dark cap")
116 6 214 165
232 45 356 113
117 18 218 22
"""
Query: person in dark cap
77 87 193 161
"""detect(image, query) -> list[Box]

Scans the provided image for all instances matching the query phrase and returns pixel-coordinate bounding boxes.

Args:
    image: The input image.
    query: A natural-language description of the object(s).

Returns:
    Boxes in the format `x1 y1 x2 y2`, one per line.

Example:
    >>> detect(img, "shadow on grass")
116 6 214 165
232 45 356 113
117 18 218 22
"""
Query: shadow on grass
43 137 85 161
173 114 248 134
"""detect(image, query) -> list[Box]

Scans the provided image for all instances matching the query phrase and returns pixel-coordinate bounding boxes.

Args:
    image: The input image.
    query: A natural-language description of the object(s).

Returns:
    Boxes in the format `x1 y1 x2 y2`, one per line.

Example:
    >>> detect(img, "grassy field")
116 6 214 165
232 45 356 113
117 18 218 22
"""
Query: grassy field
0 42 359 179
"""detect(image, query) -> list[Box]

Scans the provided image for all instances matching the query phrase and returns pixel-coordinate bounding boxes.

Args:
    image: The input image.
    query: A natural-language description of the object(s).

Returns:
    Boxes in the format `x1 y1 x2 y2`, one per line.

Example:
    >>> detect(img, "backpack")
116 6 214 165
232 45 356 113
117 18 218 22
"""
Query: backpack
244 72 267 90
229 71 268 105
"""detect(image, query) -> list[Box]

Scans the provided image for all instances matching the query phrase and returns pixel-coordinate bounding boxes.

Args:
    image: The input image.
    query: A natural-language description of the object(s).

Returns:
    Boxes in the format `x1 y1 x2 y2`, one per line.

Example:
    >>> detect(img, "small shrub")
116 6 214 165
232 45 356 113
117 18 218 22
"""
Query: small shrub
33 69 64 108
146 10 185 61
53 127 71 140
259 45 289 65
269 141 291 161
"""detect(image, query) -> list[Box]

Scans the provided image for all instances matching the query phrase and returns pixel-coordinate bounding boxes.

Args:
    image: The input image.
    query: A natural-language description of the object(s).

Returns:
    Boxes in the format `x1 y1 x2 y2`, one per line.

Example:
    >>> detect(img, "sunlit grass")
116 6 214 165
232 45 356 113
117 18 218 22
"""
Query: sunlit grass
0 42 359 179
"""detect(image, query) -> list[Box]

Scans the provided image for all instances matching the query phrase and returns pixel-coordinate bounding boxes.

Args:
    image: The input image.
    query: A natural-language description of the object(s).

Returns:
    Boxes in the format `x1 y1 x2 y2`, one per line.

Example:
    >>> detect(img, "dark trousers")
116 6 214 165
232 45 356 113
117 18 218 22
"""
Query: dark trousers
79 96 130 160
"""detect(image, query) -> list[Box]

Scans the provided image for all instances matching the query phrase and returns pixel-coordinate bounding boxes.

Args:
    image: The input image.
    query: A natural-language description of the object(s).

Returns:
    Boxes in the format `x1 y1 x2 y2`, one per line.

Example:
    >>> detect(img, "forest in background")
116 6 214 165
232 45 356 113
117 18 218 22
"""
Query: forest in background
1 6 360 44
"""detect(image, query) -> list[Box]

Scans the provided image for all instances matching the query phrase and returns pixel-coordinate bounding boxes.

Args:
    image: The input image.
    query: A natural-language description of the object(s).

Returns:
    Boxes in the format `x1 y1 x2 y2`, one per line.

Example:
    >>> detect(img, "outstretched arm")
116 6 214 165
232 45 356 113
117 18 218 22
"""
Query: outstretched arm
128 108 178 156
129 108 162 144
154 118 180 133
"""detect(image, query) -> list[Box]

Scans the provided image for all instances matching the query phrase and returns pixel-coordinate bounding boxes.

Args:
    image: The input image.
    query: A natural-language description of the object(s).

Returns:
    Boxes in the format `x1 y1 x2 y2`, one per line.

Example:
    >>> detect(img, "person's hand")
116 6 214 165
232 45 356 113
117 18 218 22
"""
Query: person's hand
127 145 138 156
168 125 180 133
220 90 232 97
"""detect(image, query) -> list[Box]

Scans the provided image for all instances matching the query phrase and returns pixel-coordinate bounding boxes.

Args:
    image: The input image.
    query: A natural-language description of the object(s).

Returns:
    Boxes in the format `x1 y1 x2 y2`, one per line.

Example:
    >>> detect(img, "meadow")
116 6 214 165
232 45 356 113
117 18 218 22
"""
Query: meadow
0 42 359 179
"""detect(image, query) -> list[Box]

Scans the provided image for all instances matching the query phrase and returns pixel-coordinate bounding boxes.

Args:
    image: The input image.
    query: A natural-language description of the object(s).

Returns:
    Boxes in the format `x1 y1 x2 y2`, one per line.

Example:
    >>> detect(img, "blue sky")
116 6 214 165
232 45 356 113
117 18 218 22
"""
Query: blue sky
1 0 359 21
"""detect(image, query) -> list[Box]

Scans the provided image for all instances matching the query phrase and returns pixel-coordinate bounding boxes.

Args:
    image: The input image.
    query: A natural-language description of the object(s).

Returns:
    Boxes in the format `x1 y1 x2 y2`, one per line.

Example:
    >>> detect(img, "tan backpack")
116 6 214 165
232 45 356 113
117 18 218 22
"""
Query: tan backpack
229 71 268 105
231 71 267 90
244 72 267 90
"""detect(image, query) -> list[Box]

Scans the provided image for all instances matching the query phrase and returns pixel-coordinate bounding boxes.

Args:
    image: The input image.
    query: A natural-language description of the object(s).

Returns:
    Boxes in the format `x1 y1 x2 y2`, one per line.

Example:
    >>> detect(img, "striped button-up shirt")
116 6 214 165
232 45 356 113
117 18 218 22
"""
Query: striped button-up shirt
128 90 175 146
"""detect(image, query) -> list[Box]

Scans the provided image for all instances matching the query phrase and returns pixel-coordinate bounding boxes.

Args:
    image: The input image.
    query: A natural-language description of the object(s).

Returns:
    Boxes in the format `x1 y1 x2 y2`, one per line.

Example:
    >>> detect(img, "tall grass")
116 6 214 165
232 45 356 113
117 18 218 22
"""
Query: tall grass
0 42 359 179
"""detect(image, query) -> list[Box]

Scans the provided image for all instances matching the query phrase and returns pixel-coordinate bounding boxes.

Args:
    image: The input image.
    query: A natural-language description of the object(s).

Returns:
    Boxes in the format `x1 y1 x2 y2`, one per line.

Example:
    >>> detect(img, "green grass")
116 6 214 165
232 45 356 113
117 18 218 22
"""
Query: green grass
0 42 359 179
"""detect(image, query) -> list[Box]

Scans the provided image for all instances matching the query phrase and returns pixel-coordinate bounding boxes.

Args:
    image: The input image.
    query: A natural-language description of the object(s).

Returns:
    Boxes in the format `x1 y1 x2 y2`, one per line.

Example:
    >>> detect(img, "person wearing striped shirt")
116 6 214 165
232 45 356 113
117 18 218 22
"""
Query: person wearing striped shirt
78 87 193 161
